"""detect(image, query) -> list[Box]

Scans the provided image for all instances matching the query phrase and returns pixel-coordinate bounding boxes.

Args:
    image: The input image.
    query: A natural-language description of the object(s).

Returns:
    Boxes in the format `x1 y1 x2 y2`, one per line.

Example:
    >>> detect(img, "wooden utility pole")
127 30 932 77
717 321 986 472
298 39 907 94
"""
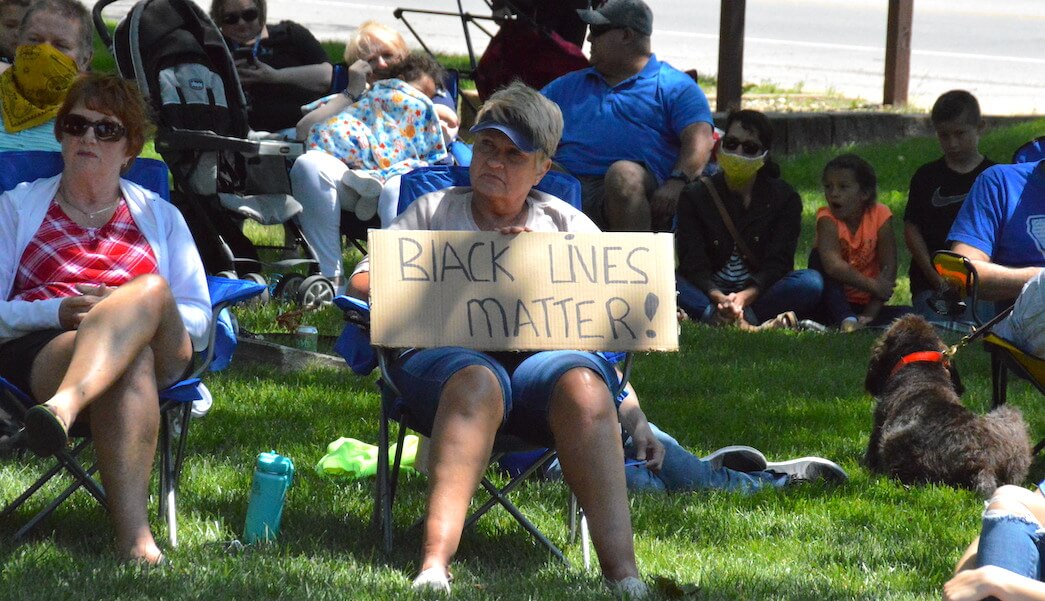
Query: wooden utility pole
883 0 913 106
716 0 745 112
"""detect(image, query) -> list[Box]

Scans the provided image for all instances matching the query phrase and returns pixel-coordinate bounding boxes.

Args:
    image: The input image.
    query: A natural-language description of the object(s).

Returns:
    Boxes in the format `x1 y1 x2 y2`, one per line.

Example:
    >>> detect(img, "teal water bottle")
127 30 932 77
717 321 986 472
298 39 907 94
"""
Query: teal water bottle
243 450 295 544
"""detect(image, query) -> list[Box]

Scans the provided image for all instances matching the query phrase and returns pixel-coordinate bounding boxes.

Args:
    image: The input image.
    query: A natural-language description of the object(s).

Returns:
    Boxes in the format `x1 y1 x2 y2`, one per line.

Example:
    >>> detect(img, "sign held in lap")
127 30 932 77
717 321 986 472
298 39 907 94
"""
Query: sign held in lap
369 230 678 352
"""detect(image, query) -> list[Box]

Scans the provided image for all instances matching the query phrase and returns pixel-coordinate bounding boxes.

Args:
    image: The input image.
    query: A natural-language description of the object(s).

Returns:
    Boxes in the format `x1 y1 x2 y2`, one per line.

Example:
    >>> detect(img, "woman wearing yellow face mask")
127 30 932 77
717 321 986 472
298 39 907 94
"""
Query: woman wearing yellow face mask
0 0 91 152
674 109 824 330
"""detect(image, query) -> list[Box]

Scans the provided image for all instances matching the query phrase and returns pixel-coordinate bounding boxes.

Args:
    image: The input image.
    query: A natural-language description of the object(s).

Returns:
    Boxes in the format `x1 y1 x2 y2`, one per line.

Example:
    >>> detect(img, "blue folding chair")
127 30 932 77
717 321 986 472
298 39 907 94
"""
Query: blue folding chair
1013 136 1045 164
0 151 266 546
332 165 622 566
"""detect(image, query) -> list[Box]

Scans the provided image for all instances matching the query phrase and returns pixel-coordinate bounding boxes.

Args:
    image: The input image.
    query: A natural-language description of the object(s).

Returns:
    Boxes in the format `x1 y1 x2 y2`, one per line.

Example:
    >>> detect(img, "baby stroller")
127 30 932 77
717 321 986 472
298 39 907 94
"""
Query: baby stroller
91 0 335 306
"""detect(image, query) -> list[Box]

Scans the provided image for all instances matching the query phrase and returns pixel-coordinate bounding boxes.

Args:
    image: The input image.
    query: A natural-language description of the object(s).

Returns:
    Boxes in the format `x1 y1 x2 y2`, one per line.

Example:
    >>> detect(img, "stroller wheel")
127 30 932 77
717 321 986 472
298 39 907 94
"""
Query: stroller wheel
216 270 238 280
297 275 335 308
274 273 304 301
242 273 271 304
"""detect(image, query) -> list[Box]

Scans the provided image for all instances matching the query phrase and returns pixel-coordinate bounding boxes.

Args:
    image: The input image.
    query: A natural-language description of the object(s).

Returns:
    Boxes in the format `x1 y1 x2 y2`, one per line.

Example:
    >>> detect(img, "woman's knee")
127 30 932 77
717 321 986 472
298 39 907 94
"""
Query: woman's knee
987 485 1043 514
440 365 505 420
551 368 615 421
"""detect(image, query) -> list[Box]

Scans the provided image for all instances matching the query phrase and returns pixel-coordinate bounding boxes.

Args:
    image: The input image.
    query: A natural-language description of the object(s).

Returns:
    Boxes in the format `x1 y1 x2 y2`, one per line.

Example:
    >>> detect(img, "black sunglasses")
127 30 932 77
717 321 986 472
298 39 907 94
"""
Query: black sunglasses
721 136 764 156
221 7 259 25
589 24 625 38
58 113 127 142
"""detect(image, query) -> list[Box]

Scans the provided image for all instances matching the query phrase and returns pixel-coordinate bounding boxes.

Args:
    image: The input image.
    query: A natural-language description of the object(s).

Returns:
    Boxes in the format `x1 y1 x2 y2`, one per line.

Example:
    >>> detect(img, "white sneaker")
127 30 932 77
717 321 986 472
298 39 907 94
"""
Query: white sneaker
702 445 768 472
765 456 848 485
412 567 451 594
606 576 649 600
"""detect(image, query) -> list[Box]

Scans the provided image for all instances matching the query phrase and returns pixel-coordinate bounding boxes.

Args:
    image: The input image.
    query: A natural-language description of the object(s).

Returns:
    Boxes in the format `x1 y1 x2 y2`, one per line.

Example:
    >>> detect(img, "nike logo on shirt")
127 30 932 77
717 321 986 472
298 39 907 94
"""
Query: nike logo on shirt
931 188 967 207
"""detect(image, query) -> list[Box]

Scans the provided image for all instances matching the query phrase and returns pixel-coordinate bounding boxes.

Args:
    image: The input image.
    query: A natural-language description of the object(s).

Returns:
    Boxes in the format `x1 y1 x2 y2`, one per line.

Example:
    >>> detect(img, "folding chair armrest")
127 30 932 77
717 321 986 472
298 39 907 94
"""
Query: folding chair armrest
184 277 267 380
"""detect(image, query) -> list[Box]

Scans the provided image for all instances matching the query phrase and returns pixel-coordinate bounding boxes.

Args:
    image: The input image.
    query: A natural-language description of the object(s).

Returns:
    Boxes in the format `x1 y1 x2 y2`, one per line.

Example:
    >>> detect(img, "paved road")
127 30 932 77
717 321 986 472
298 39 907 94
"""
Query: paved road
92 0 1045 115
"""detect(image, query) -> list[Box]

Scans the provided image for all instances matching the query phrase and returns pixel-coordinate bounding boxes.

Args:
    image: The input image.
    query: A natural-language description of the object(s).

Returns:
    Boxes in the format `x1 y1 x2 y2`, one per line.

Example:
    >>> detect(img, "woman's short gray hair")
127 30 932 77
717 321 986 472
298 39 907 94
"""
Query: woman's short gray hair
474 81 562 160
19 0 92 67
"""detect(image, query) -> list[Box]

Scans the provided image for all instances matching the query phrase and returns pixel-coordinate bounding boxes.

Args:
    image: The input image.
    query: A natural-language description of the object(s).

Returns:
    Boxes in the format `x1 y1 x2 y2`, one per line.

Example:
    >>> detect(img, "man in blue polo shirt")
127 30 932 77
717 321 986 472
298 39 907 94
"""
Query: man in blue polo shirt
948 159 1045 308
541 0 714 232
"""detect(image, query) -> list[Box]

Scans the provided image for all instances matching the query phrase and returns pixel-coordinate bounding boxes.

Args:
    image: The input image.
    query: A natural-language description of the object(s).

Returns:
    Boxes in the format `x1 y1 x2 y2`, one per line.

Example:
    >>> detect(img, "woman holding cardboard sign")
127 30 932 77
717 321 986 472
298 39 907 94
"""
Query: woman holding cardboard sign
348 82 649 599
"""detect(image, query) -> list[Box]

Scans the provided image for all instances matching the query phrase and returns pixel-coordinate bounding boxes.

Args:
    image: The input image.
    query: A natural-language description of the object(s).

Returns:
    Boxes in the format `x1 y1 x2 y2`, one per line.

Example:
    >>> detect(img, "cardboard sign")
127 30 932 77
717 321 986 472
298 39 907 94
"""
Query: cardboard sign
369 230 678 352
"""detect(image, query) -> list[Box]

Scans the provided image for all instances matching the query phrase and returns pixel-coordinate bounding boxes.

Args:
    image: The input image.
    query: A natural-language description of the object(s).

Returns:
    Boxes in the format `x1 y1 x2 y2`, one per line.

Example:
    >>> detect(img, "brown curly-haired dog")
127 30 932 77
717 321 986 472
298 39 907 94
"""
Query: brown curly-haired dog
864 315 1031 497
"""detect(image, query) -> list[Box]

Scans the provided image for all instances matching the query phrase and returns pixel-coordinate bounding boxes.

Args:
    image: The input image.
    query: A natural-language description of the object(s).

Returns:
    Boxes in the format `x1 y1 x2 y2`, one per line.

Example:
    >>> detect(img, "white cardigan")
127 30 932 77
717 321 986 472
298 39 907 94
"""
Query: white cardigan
0 175 211 350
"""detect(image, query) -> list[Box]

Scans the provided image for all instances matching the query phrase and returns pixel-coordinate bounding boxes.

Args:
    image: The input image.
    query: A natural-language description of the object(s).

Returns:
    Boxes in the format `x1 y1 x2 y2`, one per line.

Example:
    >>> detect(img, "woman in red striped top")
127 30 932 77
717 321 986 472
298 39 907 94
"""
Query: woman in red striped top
0 74 210 565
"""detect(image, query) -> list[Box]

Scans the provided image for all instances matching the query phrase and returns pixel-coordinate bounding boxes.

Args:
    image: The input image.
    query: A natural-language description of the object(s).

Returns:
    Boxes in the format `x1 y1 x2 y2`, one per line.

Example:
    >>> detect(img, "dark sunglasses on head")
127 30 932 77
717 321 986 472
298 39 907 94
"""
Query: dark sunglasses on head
589 24 625 38
221 7 259 25
58 113 127 142
721 136 764 156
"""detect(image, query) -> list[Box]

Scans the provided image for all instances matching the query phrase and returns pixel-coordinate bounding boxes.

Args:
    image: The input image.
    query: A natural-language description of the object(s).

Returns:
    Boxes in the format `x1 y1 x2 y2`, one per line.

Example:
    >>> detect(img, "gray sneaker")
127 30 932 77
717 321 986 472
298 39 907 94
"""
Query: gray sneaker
702 445 768 473
765 457 848 484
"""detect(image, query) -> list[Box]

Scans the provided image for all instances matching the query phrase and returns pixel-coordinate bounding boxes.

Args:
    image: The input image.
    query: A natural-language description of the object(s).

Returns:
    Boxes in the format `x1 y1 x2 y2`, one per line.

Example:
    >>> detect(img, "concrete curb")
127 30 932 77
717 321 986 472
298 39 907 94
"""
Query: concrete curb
236 337 347 373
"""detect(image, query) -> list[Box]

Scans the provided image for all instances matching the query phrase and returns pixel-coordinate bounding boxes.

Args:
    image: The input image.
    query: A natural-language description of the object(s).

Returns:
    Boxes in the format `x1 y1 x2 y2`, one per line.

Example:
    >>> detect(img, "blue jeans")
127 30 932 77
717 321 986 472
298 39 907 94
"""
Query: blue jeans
977 509 1045 580
624 424 788 494
676 269 823 324
807 249 915 327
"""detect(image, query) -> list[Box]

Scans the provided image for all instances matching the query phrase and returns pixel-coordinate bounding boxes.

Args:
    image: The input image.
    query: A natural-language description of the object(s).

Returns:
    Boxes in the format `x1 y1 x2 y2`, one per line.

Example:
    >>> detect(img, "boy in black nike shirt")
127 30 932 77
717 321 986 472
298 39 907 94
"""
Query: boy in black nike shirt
903 90 995 324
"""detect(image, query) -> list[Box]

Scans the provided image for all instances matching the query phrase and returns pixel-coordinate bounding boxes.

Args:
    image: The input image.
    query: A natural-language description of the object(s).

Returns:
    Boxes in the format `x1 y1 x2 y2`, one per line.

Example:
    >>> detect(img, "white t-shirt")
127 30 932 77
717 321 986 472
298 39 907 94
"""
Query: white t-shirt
353 186 600 276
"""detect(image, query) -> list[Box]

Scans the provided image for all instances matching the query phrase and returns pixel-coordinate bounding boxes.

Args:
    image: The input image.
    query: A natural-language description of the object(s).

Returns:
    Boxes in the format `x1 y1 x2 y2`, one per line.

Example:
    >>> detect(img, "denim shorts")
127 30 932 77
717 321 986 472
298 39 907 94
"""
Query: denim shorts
386 347 620 446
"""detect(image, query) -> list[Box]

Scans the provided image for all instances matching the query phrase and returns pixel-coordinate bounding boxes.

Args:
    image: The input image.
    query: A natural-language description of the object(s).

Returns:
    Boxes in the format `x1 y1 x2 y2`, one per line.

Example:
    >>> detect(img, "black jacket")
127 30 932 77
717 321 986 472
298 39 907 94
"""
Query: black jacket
675 169 803 293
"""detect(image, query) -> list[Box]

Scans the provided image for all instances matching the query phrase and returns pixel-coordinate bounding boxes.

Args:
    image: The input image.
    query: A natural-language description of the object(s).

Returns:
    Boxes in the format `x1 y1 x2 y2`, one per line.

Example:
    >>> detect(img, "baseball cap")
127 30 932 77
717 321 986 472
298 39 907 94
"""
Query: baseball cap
577 0 653 37
469 119 537 153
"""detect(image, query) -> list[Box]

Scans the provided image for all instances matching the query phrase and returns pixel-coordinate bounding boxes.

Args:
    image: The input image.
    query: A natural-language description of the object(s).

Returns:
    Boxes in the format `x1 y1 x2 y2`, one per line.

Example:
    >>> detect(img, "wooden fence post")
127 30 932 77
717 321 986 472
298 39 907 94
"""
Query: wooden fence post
883 0 913 106
716 0 745 112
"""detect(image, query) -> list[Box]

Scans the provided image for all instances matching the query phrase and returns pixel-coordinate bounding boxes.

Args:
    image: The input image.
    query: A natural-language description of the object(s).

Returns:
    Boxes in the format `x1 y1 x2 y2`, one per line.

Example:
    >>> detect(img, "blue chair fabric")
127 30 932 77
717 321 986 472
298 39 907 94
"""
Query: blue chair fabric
0 150 170 200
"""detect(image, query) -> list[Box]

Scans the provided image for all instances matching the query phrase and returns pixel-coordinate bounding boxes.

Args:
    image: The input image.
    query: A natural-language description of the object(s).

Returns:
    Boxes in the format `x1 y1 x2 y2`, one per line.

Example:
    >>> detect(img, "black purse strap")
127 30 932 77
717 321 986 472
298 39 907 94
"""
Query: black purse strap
699 176 759 272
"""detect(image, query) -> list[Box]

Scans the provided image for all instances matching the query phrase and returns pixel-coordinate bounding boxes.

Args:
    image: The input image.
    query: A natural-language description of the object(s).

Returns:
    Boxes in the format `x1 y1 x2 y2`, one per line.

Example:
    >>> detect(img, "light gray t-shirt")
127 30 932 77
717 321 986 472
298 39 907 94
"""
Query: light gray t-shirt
353 186 600 276
994 268 1045 357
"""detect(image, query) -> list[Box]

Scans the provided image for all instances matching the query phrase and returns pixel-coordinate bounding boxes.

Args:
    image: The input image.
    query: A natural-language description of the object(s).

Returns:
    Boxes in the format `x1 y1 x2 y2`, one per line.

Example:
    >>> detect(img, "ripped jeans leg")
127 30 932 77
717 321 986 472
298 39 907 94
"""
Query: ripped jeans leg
977 507 1045 580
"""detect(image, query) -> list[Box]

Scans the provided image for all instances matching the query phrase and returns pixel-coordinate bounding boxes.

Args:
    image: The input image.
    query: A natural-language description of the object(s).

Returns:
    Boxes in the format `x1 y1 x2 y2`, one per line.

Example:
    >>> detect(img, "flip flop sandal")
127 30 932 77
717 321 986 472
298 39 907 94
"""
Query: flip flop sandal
24 405 69 457
758 311 798 330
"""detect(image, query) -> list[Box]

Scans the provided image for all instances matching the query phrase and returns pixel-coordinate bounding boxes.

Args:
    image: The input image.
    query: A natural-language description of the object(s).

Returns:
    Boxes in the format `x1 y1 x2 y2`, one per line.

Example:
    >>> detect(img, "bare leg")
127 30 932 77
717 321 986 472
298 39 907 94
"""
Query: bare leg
548 367 638 581
602 160 657 232
89 348 163 563
28 274 192 563
31 274 192 428
419 365 505 574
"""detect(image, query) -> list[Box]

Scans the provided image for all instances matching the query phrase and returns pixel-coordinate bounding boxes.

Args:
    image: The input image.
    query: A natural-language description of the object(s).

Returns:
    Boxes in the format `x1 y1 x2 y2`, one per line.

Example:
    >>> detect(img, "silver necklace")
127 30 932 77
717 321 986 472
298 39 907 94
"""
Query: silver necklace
58 187 121 220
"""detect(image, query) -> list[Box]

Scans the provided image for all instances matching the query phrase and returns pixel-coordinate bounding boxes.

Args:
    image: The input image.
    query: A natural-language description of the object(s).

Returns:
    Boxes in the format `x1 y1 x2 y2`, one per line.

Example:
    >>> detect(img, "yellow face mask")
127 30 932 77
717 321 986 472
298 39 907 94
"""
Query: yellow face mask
0 43 79 133
718 148 767 190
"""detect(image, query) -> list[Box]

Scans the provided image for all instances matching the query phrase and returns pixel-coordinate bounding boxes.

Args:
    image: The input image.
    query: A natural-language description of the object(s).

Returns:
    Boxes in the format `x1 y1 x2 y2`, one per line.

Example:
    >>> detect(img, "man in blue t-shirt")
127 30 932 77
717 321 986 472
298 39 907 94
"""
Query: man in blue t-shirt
947 160 1045 306
541 0 714 232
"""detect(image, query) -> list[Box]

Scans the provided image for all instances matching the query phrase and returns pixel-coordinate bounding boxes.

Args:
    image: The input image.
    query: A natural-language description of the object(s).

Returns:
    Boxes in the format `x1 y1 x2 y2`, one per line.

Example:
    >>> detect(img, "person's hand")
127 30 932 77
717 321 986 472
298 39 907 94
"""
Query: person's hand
717 293 744 321
872 276 895 301
650 179 685 231
496 226 531 235
628 420 665 473
942 566 1005 601
346 59 371 99
58 284 113 329
235 59 279 86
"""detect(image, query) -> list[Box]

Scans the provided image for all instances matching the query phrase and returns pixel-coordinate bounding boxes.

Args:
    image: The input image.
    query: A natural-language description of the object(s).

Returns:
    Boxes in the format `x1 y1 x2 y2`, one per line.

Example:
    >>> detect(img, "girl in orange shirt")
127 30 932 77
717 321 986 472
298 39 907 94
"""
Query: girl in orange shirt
809 154 913 331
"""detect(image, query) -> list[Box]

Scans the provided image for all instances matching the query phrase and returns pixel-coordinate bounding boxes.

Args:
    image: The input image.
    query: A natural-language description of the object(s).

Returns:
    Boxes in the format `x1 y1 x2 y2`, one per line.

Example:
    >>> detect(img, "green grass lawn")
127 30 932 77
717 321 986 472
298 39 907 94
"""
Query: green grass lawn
2 60 1044 599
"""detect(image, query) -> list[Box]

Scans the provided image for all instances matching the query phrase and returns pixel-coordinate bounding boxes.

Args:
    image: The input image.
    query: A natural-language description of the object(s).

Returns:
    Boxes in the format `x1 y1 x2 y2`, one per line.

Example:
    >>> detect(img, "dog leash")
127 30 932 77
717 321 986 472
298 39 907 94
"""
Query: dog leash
943 305 1015 359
